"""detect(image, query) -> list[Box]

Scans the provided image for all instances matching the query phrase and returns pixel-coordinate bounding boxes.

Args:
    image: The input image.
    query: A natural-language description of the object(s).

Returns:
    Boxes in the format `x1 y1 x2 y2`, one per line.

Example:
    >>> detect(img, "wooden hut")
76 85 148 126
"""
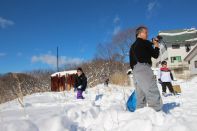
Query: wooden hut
51 70 77 91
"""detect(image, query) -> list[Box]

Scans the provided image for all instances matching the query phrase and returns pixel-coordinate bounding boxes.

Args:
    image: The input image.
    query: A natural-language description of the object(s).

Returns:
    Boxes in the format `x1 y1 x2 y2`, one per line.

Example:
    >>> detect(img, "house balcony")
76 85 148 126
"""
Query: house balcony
169 62 189 69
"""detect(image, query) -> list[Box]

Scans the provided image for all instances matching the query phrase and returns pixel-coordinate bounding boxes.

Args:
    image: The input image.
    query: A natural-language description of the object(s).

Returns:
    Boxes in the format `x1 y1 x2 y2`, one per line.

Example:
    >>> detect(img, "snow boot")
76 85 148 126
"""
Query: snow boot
77 90 84 99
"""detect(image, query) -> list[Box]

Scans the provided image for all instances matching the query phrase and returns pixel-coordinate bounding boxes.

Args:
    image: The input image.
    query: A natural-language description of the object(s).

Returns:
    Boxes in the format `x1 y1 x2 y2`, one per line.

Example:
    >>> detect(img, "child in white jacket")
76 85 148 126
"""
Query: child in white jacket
158 61 175 96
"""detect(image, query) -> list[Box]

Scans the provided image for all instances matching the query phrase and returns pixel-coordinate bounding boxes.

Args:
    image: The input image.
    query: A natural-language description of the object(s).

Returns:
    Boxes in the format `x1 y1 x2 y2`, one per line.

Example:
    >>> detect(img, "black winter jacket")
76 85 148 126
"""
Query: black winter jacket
74 73 87 91
129 38 160 69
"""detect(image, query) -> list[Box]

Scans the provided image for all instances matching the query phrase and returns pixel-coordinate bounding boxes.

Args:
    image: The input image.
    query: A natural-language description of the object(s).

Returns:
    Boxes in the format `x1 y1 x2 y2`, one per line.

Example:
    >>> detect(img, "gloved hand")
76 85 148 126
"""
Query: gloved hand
158 79 162 84
78 85 82 89
74 87 77 92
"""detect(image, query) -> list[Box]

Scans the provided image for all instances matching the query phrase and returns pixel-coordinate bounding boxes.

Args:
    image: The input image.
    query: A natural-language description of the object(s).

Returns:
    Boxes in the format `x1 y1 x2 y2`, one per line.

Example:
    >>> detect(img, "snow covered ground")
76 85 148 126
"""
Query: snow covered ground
0 77 197 131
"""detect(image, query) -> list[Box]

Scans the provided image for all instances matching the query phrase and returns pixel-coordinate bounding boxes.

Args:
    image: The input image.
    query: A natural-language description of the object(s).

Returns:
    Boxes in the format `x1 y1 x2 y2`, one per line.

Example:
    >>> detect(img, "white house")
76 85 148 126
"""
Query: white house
184 45 197 75
152 28 197 78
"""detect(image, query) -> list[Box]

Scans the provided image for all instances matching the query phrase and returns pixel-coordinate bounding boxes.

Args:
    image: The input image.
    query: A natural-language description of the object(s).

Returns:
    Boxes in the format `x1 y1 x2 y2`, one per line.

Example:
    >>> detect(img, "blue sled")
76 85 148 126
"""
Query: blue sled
126 90 136 112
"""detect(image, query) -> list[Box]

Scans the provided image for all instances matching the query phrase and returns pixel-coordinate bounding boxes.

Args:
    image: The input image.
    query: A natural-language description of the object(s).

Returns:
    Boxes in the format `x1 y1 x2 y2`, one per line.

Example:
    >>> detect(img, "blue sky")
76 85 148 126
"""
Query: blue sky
0 0 197 73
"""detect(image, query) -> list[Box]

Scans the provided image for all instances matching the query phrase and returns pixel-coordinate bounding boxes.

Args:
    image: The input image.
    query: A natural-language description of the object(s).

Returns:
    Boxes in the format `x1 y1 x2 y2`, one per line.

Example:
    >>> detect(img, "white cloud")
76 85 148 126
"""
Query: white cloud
31 54 83 67
0 17 14 29
0 53 6 57
146 0 159 18
113 26 121 35
147 1 156 12
113 16 120 24
113 15 121 35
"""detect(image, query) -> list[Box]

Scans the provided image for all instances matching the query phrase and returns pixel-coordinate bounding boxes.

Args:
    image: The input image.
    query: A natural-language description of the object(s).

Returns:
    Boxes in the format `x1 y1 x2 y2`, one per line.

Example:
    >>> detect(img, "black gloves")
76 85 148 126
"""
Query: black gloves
158 79 162 84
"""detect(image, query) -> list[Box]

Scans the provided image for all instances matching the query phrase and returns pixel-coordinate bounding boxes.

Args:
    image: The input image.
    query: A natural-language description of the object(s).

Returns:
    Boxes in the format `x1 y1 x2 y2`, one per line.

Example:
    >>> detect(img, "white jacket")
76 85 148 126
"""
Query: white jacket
158 68 173 82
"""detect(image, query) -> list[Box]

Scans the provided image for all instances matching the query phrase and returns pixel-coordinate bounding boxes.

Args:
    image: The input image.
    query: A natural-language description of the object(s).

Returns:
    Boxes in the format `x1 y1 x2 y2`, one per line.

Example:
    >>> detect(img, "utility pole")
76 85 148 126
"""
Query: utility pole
57 46 59 72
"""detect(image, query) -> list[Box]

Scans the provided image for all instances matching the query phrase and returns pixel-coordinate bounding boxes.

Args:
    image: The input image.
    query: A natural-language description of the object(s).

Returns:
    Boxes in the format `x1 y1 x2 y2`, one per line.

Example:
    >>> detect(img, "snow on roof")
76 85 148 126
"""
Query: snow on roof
158 28 197 43
159 29 197 36
185 37 197 42
51 70 77 77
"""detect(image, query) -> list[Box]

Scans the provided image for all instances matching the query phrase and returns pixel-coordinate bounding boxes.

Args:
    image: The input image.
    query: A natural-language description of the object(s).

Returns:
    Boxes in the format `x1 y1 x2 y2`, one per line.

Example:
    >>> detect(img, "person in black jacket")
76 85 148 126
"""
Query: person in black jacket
74 67 87 99
129 26 163 111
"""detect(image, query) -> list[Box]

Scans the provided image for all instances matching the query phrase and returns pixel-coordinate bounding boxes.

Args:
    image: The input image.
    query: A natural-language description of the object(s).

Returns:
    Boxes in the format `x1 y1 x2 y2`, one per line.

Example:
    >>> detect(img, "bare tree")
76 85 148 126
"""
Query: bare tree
89 27 136 87
12 73 24 107
111 27 136 63
95 43 115 61
0 70 53 104
95 27 136 63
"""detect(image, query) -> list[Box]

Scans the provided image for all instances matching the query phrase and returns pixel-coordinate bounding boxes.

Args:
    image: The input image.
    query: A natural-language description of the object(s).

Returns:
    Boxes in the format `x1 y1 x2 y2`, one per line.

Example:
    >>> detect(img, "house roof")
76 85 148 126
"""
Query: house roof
51 70 77 77
184 44 197 61
158 28 197 44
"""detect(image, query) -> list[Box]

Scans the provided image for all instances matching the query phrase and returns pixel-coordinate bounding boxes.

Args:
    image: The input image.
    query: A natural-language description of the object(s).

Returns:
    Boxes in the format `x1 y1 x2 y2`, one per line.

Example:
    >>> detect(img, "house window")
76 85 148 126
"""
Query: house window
171 56 182 63
195 61 197 68
172 44 180 49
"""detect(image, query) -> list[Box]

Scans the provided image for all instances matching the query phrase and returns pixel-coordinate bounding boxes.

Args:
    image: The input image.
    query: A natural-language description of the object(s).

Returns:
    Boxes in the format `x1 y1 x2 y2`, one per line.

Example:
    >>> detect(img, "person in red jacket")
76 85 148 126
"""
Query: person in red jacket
158 61 175 96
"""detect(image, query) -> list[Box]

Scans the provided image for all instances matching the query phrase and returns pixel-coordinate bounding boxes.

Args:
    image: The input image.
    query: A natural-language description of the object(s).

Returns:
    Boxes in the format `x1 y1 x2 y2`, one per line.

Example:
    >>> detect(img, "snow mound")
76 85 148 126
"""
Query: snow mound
1 78 197 131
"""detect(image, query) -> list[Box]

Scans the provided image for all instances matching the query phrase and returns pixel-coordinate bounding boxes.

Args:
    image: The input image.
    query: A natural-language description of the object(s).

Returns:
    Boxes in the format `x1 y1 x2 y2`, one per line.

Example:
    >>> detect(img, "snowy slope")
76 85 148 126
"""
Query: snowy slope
0 77 197 131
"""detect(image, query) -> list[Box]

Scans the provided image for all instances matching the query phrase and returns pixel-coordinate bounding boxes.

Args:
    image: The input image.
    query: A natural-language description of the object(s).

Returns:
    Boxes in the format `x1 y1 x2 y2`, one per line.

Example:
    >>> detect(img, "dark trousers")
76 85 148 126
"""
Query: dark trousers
161 82 174 93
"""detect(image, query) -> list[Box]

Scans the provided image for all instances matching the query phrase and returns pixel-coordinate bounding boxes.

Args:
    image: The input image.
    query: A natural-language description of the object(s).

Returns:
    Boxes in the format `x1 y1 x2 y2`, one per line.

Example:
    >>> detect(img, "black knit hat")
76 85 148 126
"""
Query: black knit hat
77 67 83 72
161 61 167 65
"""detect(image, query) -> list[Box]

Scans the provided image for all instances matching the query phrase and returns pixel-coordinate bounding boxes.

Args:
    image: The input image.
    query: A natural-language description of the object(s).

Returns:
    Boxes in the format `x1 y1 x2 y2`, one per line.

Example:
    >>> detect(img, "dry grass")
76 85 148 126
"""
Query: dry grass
12 74 24 107
110 72 129 86
173 70 191 80
0 71 52 104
